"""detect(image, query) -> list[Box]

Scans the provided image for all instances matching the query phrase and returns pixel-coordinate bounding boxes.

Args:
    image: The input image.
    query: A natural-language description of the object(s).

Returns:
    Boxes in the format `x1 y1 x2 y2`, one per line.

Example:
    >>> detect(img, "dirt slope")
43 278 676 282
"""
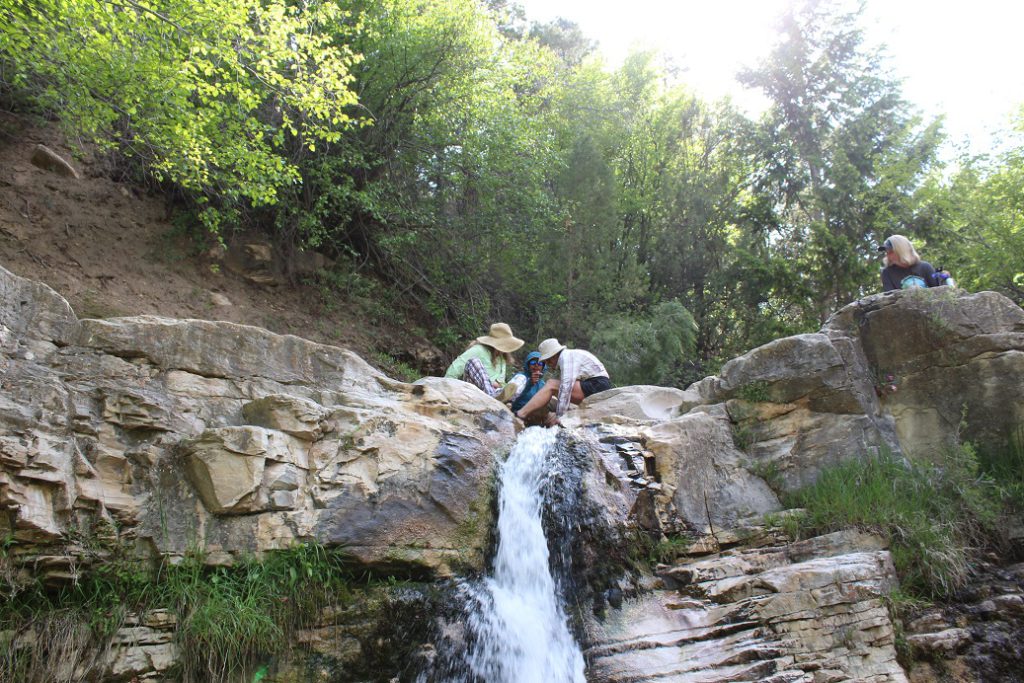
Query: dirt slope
0 111 438 378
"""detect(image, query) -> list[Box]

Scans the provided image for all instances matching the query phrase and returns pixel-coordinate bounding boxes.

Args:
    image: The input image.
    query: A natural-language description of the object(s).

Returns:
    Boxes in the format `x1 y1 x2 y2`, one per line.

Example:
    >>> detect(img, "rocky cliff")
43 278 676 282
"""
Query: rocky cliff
2 266 1023 682
0 264 513 579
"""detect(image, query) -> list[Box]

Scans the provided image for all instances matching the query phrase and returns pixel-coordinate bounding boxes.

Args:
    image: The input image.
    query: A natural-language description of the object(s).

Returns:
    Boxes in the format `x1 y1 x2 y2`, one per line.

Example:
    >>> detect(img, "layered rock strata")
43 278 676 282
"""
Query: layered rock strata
0 265 513 580
3 266 1023 682
586 530 906 683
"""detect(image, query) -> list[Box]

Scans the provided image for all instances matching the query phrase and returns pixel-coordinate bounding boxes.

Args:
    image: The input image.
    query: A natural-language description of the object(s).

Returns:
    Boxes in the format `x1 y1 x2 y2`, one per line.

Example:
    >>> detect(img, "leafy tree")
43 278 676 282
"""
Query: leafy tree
0 0 363 232
916 115 1024 303
590 300 697 387
528 17 596 68
739 0 941 324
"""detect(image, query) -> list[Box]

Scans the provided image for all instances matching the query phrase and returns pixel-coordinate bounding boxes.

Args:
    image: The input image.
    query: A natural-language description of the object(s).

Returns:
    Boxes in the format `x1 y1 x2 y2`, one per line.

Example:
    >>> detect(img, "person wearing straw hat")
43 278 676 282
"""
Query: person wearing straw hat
444 323 524 398
514 338 612 426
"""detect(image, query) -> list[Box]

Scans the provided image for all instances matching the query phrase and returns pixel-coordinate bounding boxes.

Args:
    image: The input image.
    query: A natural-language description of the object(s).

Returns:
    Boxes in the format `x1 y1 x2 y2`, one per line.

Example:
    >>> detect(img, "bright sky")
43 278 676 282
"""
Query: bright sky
516 0 1024 154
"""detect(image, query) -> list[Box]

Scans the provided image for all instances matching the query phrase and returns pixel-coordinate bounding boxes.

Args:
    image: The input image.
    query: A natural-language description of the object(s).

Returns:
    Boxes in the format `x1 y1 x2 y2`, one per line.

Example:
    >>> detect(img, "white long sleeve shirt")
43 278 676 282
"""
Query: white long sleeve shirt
553 349 609 416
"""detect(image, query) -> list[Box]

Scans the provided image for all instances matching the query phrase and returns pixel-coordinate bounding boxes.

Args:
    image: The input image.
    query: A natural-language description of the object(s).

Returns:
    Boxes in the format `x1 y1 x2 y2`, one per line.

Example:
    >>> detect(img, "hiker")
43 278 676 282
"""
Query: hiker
879 235 953 291
501 350 547 414
444 323 524 397
514 338 612 426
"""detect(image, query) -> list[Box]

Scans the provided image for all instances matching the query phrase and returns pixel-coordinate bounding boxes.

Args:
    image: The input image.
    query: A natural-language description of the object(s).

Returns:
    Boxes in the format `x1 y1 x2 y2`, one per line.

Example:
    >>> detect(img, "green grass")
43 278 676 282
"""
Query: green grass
1 541 354 682
736 380 771 403
782 444 1014 599
650 535 693 564
974 424 1024 507
370 350 421 383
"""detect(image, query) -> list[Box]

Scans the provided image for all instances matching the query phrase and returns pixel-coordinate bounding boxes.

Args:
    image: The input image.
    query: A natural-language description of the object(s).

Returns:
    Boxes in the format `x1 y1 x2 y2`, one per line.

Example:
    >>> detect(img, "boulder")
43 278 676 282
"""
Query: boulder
30 144 80 179
0 265 513 580
826 288 1024 459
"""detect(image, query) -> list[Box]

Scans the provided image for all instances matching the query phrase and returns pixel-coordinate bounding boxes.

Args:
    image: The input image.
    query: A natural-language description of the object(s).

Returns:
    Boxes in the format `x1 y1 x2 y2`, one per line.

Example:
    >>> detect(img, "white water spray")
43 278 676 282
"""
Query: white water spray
465 427 586 683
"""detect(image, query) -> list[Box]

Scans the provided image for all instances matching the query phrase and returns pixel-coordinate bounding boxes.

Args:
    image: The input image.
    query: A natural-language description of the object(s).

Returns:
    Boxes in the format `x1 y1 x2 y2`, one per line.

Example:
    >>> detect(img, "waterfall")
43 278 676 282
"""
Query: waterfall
461 426 587 683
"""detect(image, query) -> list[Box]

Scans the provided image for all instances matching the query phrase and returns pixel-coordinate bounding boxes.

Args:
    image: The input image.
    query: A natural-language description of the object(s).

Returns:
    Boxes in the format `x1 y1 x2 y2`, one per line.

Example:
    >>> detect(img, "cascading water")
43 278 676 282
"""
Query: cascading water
460 426 587 683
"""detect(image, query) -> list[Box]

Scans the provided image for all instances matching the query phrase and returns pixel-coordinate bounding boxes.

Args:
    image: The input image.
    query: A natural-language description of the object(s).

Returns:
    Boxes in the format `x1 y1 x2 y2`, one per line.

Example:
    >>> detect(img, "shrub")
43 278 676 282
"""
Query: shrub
589 299 697 387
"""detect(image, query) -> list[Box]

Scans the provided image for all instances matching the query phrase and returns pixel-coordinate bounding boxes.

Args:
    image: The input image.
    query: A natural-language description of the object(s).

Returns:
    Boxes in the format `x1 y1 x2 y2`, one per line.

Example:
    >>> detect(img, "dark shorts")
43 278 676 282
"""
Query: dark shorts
580 375 612 397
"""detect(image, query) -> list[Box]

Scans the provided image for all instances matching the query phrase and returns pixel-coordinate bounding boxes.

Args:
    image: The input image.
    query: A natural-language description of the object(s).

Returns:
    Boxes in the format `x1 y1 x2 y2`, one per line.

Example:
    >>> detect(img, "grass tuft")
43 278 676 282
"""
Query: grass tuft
1 542 353 682
782 443 1015 599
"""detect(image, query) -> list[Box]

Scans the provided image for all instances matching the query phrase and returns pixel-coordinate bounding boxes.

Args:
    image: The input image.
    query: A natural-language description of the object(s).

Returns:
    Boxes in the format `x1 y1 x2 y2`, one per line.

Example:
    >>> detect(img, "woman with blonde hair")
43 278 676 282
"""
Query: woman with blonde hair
879 234 947 291
444 323 524 397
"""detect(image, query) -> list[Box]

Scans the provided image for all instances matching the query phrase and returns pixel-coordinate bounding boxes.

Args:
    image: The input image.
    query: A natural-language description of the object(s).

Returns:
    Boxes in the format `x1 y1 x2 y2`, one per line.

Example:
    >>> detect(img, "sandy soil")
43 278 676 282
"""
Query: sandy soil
0 111 439 378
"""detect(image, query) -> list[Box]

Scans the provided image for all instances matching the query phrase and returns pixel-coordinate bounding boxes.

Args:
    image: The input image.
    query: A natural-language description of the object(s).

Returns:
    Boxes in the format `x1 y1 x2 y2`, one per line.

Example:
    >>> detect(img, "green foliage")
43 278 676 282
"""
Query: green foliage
2 0 1019 381
782 447 1012 598
736 381 771 403
739 0 942 324
918 118 1024 304
370 351 420 383
589 300 697 386
731 423 755 452
649 535 692 565
1 0 362 221
747 458 784 492
1 542 353 682
973 424 1024 508
163 545 351 681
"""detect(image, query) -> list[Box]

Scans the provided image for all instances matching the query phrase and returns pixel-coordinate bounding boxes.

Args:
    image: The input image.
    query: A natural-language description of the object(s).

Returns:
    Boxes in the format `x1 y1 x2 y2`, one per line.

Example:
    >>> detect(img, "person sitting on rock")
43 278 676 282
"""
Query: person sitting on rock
444 323 523 398
514 338 612 426
879 235 952 291
500 350 547 416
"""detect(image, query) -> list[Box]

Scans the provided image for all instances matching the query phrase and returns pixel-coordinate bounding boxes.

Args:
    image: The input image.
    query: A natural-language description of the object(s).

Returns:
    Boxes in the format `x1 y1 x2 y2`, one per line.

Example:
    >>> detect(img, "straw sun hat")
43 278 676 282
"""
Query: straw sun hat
476 323 524 353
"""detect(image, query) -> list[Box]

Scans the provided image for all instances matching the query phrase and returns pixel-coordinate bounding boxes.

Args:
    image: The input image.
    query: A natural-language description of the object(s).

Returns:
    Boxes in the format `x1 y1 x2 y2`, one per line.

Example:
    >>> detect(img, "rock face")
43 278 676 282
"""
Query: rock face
3 267 1023 682
0 265 513 580
561 287 1023 683
568 287 1024 535
587 530 906 683
827 289 1024 461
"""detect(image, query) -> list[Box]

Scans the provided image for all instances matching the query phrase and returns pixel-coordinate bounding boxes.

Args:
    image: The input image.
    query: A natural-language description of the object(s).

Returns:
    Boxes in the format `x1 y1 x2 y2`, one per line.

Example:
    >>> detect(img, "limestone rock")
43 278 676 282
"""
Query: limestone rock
906 628 971 654
183 428 269 514
0 265 512 579
30 144 80 179
642 410 781 531
567 385 702 424
242 394 328 440
586 531 906 683
826 288 1024 459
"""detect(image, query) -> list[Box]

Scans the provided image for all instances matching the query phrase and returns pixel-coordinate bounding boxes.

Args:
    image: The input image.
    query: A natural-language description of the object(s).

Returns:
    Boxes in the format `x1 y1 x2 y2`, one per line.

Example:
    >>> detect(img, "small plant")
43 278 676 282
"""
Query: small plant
731 423 755 452
371 351 420 383
762 509 806 541
650 535 692 564
974 424 1024 507
748 458 784 493
736 380 771 403
872 369 900 398
884 588 930 671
